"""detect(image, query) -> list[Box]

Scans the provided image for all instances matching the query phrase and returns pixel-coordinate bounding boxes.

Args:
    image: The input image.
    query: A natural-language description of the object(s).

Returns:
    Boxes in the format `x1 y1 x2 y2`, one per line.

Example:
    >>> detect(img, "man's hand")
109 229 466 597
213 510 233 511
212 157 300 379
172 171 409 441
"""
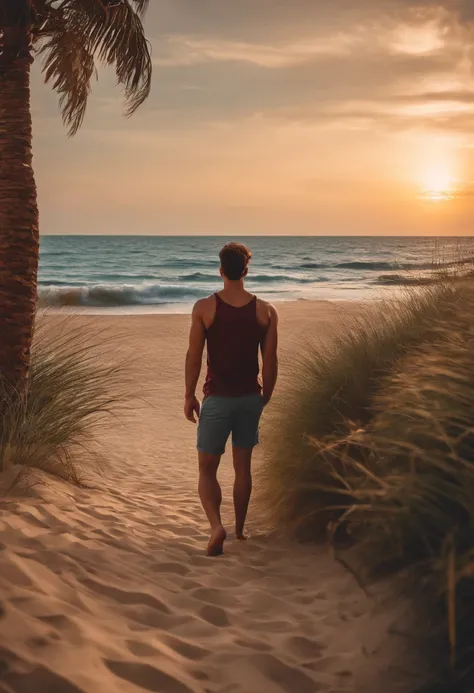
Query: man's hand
184 395 201 423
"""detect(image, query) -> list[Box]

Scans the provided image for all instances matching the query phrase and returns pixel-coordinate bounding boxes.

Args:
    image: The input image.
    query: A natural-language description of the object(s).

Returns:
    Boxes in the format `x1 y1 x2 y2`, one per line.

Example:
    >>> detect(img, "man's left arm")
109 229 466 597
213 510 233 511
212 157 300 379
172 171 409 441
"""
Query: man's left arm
185 301 206 422
261 304 279 406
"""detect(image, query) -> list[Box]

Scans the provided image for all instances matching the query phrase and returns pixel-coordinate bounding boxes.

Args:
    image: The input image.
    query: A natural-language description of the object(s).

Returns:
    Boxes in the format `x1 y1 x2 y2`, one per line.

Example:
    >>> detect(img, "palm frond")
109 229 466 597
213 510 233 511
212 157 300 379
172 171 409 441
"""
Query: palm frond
52 0 150 17
80 0 152 117
130 0 150 16
35 0 151 135
38 9 96 136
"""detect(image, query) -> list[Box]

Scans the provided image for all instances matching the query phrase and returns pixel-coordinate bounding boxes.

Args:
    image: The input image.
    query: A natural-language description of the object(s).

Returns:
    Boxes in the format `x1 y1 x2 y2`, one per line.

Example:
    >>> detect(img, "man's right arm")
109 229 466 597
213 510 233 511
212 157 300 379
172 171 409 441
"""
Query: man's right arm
261 304 279 405
184 300 206 422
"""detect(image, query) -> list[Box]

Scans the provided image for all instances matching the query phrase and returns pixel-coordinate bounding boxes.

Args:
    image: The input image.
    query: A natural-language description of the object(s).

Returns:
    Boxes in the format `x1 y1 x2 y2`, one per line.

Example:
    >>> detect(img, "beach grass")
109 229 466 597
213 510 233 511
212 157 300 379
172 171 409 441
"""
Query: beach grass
259 281 462 538
340 296 474 682
0 317 129 484
259 280 474 685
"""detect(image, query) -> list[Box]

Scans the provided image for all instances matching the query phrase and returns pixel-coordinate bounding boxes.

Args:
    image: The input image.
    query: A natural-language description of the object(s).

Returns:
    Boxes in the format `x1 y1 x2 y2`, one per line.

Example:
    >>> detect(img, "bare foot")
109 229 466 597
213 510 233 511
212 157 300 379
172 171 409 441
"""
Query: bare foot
207 526 227 556
236 531 248 542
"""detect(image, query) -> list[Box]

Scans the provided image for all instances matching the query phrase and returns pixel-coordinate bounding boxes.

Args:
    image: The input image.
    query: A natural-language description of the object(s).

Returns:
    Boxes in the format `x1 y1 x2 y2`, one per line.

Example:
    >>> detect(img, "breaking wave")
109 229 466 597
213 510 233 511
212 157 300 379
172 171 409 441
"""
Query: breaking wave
38 283 209 307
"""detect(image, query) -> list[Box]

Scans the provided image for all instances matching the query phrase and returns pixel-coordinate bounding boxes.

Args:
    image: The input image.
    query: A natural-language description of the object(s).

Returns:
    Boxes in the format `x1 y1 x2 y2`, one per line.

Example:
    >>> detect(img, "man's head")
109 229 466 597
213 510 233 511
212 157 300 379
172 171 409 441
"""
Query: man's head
219 243 252 281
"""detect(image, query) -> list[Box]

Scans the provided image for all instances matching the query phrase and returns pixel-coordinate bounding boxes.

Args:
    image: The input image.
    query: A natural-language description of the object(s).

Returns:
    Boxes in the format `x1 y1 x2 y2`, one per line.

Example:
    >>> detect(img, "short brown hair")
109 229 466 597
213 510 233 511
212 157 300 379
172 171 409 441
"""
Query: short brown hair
219 243 252 280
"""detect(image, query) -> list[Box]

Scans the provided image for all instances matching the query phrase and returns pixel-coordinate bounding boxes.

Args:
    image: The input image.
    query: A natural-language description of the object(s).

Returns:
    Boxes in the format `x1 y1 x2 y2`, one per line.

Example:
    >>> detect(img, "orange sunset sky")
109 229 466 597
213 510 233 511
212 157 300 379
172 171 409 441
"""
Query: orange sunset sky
33 0 474 236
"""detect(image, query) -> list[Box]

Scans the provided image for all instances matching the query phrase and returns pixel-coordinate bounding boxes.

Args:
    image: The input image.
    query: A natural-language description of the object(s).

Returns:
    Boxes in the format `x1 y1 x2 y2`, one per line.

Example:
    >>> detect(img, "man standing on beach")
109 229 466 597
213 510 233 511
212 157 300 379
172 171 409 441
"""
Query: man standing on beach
184 243 279 556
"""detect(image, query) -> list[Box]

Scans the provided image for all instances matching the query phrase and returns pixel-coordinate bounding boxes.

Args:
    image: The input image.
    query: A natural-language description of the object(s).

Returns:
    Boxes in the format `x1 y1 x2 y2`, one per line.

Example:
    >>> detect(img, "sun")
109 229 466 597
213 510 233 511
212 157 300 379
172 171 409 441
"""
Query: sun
419 165 456 202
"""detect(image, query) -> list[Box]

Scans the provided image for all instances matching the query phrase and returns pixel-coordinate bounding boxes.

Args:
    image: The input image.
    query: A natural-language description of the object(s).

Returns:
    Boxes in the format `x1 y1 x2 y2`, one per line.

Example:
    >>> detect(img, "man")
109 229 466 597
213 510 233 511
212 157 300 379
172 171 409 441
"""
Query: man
184 243 279 557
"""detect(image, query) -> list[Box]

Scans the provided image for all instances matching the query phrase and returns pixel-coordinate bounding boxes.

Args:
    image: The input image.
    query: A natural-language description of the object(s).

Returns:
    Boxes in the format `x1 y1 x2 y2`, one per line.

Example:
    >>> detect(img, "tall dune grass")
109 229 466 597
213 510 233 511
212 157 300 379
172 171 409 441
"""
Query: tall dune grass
0 318 129 484
339 302 474 682
258 281 474 685
259 282 463 539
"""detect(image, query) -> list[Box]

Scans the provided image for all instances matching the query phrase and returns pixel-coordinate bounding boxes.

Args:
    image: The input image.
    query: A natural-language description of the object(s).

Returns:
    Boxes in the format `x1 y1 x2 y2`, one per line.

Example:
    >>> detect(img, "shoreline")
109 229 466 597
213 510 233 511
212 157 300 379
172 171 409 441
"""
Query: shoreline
40 296 367 317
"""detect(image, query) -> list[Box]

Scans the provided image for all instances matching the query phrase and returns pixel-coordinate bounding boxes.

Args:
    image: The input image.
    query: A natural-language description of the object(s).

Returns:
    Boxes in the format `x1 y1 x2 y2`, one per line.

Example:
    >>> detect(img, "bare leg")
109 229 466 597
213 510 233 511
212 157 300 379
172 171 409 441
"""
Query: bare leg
198 452 227 556
232 446 253 540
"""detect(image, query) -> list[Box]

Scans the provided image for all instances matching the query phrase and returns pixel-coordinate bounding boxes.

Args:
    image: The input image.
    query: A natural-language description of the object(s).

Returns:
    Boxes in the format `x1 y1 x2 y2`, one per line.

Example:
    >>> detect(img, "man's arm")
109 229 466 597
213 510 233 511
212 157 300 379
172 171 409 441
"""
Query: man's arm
261 304 279 405
184 301 206 422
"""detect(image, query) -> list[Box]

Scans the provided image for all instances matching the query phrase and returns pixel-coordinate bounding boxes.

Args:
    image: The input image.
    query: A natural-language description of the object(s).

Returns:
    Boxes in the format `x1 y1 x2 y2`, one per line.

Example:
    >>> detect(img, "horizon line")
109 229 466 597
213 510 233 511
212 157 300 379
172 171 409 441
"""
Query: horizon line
41 233 474 239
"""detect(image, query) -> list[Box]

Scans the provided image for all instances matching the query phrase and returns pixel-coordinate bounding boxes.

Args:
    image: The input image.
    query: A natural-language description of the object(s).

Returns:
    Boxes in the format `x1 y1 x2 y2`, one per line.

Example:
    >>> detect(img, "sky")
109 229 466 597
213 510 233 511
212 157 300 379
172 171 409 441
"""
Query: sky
32 0 474 236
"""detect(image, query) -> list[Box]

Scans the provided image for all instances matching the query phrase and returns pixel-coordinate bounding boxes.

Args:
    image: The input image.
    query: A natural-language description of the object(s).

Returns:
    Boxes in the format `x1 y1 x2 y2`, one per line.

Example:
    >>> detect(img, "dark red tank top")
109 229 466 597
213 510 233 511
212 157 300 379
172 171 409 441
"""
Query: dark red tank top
204 294 266 397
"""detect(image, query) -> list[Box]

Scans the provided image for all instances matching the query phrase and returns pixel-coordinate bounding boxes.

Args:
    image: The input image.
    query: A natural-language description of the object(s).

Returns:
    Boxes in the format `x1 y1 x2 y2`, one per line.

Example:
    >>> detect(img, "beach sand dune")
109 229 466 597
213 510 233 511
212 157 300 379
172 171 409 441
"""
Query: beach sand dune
0 302 424 693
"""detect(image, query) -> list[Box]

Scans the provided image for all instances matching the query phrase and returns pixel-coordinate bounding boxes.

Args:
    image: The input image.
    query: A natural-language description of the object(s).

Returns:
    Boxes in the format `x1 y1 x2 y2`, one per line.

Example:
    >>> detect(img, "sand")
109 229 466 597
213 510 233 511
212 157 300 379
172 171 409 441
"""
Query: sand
0 301 426 693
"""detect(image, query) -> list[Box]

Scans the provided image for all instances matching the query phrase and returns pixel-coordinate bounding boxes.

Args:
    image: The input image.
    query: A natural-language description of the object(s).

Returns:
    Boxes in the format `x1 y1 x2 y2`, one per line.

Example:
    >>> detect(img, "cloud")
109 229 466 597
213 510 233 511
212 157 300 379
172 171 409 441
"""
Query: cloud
388 19 447 55
153 34 365 68
152 16 450 69
141 0 474 138
148 0 473 45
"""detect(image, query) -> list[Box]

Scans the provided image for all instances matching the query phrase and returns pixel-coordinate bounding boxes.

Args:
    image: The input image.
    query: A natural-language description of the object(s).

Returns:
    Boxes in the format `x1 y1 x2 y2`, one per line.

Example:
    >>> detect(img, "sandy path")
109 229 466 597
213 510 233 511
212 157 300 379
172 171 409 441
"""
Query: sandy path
0 301 424 693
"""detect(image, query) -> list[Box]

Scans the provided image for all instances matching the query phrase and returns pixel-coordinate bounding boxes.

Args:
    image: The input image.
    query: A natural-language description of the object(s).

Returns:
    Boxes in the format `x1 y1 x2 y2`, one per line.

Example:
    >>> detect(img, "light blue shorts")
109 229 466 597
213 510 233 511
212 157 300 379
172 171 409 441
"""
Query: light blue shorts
197 394 265 456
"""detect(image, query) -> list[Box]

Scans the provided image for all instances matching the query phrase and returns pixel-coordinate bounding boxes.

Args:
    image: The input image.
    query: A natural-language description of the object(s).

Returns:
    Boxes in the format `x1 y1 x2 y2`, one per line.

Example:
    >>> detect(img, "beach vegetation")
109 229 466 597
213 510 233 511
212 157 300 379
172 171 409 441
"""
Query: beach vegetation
259 279 474 686
0 318 128 484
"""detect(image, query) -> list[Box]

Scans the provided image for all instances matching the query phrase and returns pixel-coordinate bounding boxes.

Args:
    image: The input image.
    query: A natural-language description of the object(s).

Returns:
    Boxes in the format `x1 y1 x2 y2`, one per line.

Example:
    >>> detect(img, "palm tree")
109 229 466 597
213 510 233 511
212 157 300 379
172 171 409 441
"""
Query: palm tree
0 0 151 392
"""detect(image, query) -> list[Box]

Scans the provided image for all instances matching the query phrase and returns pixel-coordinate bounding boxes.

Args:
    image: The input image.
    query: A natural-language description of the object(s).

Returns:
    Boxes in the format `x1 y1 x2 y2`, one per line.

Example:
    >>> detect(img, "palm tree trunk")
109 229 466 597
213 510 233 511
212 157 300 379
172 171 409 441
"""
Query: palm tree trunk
0 12 39 393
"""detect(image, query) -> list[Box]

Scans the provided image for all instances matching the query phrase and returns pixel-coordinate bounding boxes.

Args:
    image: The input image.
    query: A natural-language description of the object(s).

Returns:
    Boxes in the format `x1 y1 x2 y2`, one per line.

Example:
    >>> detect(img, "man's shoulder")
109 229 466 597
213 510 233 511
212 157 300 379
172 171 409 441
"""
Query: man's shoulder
256 298 278 328
256 298 278 317
193 294 216 316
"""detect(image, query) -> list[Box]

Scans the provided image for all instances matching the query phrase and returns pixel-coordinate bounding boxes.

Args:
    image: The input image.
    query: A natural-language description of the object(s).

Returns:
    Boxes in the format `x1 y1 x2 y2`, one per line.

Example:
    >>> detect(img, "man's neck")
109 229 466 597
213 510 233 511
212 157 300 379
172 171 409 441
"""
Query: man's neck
222 279 245 293
219 280 253 307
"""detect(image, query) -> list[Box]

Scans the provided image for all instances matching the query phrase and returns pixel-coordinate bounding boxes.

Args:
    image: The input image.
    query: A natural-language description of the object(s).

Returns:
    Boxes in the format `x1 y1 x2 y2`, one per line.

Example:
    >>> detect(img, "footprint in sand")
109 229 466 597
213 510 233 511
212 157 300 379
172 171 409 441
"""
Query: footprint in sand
191 587 235 607
250 653 320 693
81 577 171 613
168 526 200 538
123 605 176 630
199 604 230 627
1 663 86 693
26 636 50 650
160 634 210 661
180 579 204 591
286 635 326 660
233 637 272 653
150 562 190 576
0 562 34 589
126 640 161 657
36 614 78 633
84 509 120 522
104 659 193 693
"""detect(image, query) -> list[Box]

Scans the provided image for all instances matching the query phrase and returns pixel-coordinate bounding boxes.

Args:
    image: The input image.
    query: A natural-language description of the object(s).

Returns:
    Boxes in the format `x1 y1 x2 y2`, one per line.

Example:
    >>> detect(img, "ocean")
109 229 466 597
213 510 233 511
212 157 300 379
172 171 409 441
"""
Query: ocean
38 236 474 312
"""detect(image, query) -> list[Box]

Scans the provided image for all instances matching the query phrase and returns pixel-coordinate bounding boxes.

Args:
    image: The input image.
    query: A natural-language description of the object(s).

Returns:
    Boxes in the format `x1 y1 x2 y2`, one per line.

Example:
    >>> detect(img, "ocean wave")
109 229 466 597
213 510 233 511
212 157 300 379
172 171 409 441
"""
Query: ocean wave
298 259 474 272
248 274 327 284
374 274 436 286
335 257 474 271
300 260 426 271
299 262 326 269
160 259 214 269
375 269 474 287
179 272 319 284
178 272 223 282
335 261 402 271
38 274 160 287
38 283 209 307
